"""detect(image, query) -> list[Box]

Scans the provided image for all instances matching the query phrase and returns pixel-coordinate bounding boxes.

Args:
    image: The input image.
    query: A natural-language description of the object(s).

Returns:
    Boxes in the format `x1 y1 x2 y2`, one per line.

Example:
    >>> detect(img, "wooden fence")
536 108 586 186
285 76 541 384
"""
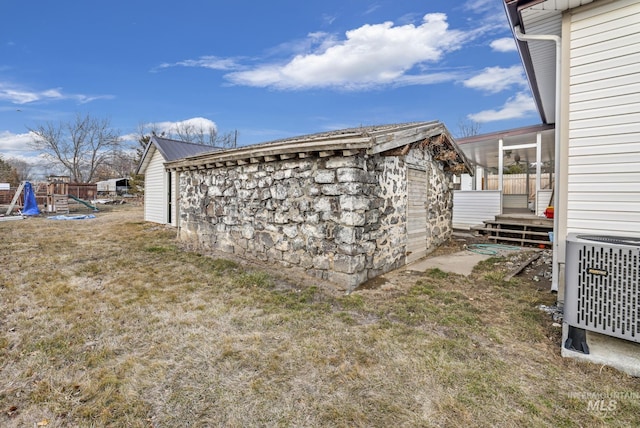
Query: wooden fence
486 174 553 195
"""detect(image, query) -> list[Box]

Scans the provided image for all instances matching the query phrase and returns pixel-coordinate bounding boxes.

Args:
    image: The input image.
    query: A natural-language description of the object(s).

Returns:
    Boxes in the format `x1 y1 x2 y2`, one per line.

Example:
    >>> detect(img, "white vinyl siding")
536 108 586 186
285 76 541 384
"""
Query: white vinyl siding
567 0 640 237
452 190 501 230
144 149 167 224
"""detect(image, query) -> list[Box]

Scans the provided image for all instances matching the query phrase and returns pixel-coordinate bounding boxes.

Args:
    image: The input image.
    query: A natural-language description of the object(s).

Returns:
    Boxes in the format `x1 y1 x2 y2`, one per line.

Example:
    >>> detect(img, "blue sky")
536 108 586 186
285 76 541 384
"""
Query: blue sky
0 0 539 167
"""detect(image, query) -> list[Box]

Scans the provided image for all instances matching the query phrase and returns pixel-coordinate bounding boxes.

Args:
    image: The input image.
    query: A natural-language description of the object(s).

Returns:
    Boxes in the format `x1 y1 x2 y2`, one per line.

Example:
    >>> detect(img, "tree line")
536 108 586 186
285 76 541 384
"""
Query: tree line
6 113 237 184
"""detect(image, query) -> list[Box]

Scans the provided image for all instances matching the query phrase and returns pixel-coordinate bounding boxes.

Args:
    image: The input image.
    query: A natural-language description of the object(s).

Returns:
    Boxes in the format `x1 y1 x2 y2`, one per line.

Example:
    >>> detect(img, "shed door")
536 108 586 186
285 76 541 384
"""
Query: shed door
406 167 429 264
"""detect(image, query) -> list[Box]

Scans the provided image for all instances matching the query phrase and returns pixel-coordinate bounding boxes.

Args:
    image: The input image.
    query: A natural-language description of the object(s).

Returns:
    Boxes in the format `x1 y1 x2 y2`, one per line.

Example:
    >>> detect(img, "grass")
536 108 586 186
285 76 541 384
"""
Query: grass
1 204 639 427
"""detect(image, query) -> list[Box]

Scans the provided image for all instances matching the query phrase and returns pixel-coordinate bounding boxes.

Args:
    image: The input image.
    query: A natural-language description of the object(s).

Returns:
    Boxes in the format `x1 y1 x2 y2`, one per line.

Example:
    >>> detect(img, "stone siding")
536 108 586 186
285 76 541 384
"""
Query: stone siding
178 146 454 288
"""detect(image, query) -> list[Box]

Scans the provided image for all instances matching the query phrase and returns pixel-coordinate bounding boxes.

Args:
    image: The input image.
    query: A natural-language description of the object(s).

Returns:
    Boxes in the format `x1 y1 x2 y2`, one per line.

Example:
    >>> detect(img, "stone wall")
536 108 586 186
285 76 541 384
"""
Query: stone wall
177 146 454 288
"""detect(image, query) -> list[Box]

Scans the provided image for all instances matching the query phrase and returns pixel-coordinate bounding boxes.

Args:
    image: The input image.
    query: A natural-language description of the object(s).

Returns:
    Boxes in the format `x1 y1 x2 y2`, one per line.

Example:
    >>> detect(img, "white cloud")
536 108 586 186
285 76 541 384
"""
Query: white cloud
225 13 469 90
0 82 112 105
394 71 463 87
0 85 62 104
0 130 35 151
155 56 240 72
490 37 517 52
467 92 537 122
146 117 218 135
463 65 526 93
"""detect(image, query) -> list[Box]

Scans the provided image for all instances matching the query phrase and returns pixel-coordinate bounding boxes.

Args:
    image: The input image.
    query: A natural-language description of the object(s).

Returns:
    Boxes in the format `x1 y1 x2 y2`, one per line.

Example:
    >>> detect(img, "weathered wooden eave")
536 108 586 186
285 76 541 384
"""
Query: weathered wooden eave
164 121 472 174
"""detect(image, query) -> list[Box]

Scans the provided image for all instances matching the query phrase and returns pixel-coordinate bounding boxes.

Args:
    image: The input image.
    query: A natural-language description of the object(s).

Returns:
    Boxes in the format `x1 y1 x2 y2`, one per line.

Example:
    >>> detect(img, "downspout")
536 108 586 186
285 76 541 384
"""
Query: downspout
514 25 561 292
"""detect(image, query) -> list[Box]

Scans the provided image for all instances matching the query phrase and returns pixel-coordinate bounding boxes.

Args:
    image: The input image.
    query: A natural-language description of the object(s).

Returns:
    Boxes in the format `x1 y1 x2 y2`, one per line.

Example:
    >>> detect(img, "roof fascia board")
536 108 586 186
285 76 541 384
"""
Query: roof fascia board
165 136 373 170
368 124 445 155
457 123 554 146
504 0 551 123
136 139 157 175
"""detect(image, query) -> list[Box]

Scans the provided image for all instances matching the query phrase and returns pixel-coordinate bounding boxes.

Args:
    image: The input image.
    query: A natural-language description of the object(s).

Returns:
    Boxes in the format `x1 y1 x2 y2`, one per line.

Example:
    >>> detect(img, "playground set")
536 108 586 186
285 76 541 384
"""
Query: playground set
2 176 98 218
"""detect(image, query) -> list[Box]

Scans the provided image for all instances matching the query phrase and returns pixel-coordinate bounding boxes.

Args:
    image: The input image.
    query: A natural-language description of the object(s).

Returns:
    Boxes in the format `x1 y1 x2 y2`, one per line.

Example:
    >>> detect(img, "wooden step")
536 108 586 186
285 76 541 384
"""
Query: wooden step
477 218 553 247
488 235 551 246
475 227 551 237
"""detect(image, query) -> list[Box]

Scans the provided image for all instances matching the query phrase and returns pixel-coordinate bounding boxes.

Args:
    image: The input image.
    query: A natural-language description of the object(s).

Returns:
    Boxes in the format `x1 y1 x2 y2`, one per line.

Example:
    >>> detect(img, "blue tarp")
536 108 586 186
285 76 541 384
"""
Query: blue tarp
22 182 40 216
47 214 96 220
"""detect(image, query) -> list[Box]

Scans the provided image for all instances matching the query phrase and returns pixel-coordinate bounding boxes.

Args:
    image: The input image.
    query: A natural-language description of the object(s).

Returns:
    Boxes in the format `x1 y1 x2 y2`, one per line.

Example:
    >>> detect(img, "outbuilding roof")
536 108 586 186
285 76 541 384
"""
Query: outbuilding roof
165 121 472 175
136 136 216 174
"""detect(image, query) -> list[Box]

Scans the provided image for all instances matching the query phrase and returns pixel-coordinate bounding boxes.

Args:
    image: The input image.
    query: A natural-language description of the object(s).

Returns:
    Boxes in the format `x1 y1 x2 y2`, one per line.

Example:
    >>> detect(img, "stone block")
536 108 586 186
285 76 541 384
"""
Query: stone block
242 224 255 239
314 169 335 184
299 253 313 268
325 156 364 169
339 195 370 211
237 189 255 200
334 226 356 244
256 231 274 248
282 225 298 238
337 167 370 183
308 185 321 196
267 247 283 261
274 211 290 224
258 177 274 188
333 254 366 274
326 270 368 289
338 182 364 195
312 255 331 270
208 185 223 197
282 250 300 265
274 239 289 251
301 223 324 239
270 184 288 200
340 211 366 227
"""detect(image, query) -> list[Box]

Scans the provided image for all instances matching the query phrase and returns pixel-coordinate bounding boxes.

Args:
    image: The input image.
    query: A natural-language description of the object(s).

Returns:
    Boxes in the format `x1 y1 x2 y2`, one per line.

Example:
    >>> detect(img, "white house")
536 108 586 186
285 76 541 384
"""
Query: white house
137 136 214 225
505 0 640 375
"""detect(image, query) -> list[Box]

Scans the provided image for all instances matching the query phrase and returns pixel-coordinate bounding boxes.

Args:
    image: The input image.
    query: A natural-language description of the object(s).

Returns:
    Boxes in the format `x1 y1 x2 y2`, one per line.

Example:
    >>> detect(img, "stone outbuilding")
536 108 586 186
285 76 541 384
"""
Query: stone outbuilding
166 122 471 289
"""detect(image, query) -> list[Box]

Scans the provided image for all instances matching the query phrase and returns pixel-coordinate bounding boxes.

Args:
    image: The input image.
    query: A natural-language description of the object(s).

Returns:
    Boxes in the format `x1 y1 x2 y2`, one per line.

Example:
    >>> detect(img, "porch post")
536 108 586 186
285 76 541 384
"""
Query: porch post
498 138 504 192
498 138 504 214
536 131 542 213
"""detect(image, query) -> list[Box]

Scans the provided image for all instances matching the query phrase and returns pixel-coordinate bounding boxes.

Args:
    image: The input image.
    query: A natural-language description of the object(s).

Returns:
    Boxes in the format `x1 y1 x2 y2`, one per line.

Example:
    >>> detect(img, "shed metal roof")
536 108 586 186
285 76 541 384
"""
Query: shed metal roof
136 136 216 174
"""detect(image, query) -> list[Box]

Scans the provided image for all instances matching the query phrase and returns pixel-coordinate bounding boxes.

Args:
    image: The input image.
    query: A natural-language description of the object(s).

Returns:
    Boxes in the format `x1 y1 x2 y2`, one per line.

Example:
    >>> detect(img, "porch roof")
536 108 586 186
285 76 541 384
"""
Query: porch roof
456 123 555 171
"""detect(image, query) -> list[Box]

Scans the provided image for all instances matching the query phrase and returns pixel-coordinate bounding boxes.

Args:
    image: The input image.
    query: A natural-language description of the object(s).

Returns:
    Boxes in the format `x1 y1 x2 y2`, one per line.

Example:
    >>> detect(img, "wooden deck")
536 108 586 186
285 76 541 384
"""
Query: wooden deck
472 213 553 248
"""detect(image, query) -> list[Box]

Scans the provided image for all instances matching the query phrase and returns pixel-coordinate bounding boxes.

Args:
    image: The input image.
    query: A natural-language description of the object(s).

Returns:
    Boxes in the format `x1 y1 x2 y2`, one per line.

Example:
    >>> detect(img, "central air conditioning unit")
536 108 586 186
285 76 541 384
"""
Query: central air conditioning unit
565 233 640 353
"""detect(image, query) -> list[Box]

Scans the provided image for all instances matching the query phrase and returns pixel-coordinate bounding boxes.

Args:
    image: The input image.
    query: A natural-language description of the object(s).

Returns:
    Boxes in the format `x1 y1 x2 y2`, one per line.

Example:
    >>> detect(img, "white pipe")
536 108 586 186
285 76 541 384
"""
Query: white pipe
514 25 561 292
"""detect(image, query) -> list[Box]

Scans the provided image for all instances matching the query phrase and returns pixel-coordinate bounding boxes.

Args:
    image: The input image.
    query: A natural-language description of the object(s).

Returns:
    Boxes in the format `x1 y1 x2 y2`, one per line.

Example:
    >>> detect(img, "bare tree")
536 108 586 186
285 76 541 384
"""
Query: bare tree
174 122 218 145
137 120 237 150
456 118 481 138
0 156 20 186
6 157 34 182
28 114 120 183
215 130 238 149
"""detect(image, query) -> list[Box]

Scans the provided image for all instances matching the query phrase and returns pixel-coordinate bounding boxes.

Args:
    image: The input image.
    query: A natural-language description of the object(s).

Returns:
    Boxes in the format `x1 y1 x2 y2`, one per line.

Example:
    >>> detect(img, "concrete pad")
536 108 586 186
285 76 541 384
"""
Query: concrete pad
562 325 640 377
405 250 491 276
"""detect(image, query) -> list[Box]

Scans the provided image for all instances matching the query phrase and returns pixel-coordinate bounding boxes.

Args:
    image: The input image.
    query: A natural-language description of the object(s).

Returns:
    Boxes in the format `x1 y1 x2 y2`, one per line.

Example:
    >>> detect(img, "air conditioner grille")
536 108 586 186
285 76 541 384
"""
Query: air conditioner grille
566 235 640 343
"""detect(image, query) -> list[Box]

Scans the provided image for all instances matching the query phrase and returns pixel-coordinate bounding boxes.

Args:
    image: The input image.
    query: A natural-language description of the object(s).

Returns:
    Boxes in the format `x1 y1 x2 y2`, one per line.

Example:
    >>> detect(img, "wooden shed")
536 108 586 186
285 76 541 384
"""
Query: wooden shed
137 137 215 225
166 122 471 289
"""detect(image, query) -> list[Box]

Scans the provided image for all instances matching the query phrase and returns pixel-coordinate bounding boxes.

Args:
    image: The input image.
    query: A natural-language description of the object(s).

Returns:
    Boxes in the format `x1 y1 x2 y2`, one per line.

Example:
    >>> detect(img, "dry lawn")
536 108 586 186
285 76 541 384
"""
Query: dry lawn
1 205 639 427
